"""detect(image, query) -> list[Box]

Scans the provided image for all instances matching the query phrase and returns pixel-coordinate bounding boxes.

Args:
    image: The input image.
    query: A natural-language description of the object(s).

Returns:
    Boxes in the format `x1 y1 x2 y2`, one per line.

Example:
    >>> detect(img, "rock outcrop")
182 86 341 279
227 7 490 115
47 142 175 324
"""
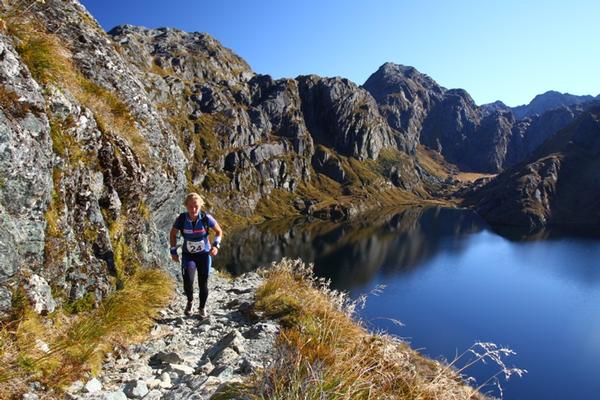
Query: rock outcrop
107 24 315 215
0 29 53 311
296 75 394 160
466 105 600 229
0 0 191 317
363 63 445 155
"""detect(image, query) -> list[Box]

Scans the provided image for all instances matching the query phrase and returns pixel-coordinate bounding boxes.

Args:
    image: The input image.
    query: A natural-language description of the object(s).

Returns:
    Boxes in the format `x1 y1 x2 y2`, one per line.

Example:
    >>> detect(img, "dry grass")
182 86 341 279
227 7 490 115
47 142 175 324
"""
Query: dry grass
6 18 151 165
416 145 458 180
49 117 93 166
254 188 300 219
0 268 173 399
0 85 31 118
454 172 496 183
215 258 501 400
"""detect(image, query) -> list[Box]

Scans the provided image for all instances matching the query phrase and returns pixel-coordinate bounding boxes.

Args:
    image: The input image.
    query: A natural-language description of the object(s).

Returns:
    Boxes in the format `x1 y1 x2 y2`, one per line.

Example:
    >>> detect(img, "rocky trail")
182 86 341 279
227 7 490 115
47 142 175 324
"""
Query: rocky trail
64 271 279 400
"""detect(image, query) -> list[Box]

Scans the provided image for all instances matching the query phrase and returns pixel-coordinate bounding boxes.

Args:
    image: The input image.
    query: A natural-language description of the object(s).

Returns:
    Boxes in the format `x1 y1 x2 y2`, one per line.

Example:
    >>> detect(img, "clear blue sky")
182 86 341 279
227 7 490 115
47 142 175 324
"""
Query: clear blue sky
81 0 600 106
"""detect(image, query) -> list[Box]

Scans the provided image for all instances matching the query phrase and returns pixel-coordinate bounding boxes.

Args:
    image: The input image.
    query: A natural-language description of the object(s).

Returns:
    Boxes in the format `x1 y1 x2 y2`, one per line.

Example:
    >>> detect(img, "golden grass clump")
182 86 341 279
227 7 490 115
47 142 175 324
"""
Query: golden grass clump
0 268 173 399
0 85 31 118
214 258 491 400
6 17 151 165
10 22 70 85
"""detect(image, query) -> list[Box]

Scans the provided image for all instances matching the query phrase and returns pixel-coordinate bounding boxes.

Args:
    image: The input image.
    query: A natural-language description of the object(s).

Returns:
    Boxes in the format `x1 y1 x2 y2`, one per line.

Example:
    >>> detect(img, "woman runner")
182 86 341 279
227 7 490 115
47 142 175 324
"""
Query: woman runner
169 193 223 318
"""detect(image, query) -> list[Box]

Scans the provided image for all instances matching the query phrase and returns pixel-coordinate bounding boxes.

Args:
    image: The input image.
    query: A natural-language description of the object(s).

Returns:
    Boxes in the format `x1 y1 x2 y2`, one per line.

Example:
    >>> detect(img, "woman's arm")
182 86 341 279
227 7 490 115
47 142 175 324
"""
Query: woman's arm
209 222 223 256
169 227 179 261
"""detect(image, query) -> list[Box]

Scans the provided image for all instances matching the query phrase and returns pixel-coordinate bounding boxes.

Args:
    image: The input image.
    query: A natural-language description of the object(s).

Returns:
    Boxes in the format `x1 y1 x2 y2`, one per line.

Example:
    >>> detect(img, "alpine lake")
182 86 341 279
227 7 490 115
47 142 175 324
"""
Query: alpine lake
218 206 600 400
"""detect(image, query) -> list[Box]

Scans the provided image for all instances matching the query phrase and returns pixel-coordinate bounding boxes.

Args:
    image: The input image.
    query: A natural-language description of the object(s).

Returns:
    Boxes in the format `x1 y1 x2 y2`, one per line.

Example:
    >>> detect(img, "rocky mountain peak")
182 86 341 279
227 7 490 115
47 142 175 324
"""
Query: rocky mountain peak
108 24 255 83
480 100 510 116
363 62 445 102
362 62 447 154
512 90 596 119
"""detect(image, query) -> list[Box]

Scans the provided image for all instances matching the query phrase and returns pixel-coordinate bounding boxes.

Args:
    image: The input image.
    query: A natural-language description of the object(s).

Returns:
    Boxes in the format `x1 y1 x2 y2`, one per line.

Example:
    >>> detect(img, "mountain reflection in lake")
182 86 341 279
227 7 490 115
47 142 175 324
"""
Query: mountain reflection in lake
219 206 485 288
218 206 600 400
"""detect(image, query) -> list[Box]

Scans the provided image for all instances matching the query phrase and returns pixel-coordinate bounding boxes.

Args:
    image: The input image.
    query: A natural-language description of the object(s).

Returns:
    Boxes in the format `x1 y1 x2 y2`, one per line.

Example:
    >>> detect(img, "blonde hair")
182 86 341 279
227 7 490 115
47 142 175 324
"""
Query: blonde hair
184 192 205 207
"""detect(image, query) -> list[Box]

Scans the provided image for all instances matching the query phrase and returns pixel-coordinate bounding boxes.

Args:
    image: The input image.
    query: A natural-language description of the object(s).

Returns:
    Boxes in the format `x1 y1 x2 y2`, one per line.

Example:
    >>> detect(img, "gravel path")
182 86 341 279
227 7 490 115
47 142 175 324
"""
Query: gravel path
65 271 279 400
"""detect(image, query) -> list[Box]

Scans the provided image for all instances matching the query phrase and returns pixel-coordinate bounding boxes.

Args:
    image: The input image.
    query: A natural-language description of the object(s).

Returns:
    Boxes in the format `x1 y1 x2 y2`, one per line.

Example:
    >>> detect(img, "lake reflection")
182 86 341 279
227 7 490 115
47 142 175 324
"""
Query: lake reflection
218 206 600 400
220 206 485 285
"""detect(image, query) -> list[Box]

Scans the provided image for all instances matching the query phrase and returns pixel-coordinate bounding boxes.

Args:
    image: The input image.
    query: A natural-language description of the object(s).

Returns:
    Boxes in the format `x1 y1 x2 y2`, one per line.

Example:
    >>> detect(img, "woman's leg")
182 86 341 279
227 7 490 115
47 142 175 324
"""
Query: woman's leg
182 254 197 302
197 252 212 311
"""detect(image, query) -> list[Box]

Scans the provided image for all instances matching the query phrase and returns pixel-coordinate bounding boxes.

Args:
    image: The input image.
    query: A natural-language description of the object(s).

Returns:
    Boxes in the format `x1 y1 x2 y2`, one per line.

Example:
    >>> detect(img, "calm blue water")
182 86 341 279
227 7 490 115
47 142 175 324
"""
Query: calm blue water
221 207 600 399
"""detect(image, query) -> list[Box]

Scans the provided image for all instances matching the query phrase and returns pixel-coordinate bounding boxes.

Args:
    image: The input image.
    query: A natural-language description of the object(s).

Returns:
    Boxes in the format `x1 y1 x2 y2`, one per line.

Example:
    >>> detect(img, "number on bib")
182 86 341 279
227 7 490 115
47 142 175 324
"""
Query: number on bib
186 240 205 253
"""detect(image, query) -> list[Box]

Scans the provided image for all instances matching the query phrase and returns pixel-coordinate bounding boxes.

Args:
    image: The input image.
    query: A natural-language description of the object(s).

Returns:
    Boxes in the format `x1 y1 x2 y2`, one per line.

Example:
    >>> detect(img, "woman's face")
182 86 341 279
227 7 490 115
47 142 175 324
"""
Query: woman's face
186 199 201 217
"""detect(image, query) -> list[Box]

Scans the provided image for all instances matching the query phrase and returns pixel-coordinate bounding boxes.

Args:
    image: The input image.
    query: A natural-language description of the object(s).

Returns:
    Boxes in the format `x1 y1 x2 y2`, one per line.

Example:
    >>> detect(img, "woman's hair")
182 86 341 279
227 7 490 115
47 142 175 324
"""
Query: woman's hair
184 192 205 207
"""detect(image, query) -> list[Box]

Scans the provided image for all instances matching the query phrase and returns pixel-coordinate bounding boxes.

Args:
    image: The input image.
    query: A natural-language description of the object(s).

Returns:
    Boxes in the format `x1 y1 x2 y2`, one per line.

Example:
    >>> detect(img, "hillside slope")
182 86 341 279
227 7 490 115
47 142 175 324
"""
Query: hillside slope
466 105 600 228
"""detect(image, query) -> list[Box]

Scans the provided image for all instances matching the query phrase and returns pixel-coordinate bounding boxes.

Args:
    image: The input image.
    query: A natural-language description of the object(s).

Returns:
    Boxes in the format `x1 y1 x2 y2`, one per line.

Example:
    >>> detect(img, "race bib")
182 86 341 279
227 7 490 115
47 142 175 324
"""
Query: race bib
186 240 205 253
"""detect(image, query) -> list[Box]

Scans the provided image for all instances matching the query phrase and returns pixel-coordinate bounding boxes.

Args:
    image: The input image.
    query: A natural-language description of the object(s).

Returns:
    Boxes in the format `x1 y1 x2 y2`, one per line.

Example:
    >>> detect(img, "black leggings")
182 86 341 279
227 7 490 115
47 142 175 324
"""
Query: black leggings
181 252 211 309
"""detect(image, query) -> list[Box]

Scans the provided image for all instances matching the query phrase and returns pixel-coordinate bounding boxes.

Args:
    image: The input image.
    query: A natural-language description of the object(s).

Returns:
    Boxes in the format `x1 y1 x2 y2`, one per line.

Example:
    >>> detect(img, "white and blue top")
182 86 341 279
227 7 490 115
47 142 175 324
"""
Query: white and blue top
172 211 217 255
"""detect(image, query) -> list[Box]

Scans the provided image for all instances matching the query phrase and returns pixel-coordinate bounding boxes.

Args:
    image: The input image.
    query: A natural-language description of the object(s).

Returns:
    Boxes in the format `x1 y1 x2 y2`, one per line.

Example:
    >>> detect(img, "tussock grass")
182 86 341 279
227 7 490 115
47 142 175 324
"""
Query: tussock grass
0 85 31 118
216 258 494 400
4 17 151 165
416 144 457 181
0 268 173 399
9 21 69 85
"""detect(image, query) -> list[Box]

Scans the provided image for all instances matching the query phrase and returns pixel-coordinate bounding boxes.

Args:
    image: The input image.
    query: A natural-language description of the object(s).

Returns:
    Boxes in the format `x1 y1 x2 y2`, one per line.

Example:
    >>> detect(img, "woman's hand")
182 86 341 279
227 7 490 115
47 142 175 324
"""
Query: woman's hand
210 246 219 256
171 254 179 262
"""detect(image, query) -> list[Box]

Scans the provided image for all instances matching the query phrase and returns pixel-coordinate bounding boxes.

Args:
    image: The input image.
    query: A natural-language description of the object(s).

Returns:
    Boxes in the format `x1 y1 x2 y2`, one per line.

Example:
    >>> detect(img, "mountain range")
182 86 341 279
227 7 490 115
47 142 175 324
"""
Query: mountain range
363 63 599 172
1 0 599 317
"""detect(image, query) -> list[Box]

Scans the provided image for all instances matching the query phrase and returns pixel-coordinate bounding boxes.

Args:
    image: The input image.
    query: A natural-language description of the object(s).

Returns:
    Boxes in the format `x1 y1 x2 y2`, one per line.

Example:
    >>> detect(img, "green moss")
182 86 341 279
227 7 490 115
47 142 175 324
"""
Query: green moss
202 171 231 191
194 113 225 164
112 236 136 285
376 148 408 175
79 79 133 123
138 200 151 222
105 213 142 286
254 188 299 220
43 167 68 272
82 223 99 243
49 118 92 166
64 292 96 314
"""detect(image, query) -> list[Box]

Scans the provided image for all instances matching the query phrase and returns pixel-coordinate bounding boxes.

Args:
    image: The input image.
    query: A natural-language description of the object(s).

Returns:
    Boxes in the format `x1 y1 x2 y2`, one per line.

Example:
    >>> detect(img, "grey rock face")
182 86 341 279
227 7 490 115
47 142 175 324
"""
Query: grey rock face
505 104 590 168
420 88 483 168
0 1 426 316
311 147 346 183
363 62 446 155
108 25 315 216
0 0 189 314
23 274 57 314
297 75 394 160
0 33 52 316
